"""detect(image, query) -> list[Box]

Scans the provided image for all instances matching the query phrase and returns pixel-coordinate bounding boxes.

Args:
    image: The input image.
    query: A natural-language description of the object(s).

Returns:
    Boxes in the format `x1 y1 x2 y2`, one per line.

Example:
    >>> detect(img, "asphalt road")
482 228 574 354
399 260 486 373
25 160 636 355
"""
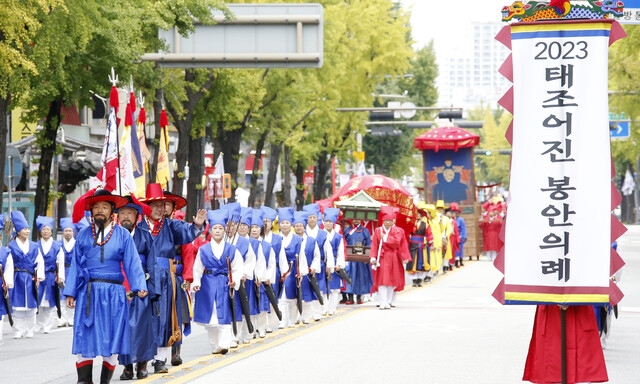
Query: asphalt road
1 225 639 383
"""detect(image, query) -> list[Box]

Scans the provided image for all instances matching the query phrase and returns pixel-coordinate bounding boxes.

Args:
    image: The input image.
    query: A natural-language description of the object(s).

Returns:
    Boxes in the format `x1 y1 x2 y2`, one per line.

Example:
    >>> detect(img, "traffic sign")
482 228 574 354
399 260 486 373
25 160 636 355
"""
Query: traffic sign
609 121 630 139
4 146 22 188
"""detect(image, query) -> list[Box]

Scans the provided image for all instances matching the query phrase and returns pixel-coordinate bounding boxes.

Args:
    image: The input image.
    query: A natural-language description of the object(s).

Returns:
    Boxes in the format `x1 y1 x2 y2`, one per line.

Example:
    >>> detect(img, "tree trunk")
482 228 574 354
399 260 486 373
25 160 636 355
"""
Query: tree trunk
248 130 268 207
294 160 305 210
148 88 163 184
0 93 9 212
264 141 282 207
33 97 63 239
186 135 205 219
283 145 291 207
314 151 330 201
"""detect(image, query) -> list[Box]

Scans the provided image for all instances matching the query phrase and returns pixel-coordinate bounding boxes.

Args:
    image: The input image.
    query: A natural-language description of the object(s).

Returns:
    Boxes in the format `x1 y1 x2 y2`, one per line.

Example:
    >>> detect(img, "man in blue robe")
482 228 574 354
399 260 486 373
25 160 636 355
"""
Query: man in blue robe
117 195 157 380
343 219 373 304
35 215 64 334
64 189 148 384
293 211 321 324
58 218 77 327
138 184 206 373
303 203 333 319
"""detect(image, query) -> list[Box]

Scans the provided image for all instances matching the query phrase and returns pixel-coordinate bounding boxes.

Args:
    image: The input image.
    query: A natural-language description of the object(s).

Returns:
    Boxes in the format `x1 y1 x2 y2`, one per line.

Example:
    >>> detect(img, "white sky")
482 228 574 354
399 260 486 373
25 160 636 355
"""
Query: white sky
402 0 510 53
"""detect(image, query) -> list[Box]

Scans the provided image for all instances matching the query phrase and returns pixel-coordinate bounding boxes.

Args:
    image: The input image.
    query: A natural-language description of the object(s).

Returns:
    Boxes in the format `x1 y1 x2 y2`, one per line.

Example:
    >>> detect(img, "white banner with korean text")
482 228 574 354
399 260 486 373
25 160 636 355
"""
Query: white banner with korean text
504 21 614 305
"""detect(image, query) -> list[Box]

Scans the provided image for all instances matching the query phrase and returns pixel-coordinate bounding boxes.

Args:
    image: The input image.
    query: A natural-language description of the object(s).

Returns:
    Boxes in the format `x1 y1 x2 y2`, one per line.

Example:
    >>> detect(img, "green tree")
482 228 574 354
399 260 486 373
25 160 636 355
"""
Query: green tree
0 0 62 212
473 106 511 187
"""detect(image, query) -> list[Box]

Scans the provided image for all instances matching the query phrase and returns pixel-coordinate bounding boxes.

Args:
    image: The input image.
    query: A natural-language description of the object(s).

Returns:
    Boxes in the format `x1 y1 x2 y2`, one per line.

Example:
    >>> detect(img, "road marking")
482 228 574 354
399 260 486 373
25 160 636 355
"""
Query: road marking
138 260 472 383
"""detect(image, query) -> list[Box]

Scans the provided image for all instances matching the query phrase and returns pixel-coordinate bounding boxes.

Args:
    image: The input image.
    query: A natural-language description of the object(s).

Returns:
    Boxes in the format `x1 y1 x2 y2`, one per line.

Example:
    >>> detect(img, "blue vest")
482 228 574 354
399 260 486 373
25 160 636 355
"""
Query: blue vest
330 233 343 258
193 242 236 325
234 236 250 261
8 239 40 309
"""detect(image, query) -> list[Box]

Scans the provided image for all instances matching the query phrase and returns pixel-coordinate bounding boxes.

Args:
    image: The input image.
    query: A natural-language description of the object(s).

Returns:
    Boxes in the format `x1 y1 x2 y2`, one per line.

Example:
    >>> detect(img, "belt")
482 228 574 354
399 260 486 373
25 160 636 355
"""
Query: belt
86 278 122 317
203 270 228 276
15 267 35 276
65 263 71 268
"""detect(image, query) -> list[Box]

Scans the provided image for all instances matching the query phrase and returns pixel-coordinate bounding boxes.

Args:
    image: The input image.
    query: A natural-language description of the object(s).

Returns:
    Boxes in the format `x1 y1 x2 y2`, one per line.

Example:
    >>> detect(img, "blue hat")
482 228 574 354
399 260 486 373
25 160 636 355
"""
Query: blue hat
239 207 253 226
251 209 264 228
293 211 308 226
60 217 74 231
221 202 242 223
277 207 294 224
36 216 54 233
260 206 277 222
0 214 4 231
11 211 29 233
303 203 320 218
208 209 228 228
323 208 340 223
75 217 90 233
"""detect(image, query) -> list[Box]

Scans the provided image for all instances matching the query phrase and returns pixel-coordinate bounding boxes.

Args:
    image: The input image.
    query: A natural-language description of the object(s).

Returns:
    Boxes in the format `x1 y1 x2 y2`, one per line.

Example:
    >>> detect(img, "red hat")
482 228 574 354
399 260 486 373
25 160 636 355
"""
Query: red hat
163 190 187 210
83 189 129 211
140 183 167 203
380 206 399 221
450 202 460 213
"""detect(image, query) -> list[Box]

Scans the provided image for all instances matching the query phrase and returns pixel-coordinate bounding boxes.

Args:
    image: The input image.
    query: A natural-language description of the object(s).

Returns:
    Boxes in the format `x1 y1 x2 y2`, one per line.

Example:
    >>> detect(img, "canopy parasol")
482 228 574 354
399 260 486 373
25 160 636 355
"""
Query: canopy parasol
414 126 480 152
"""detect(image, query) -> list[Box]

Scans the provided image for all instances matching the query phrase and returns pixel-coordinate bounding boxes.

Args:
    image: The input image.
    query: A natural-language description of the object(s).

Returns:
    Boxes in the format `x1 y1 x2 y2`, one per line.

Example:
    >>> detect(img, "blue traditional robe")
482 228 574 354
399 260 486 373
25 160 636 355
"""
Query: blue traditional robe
0 247 11 316
455 216 467 259
193 241 236 325
232 236 258 317
328 233 344 290
300 235 318 303
138 218 200 348
38 239 62 308
282 234 303 300
258 239 272 312
265 233 282 298
63 224 147 358
61 239 75 299
119 227 158 366
8 239 40 309
309 228 329 295
344 225 373 295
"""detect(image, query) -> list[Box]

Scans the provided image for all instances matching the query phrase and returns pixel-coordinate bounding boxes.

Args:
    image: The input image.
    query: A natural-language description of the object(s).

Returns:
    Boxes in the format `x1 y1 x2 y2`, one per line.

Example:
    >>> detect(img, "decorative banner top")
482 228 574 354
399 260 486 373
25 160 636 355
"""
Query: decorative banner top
502 0 624 22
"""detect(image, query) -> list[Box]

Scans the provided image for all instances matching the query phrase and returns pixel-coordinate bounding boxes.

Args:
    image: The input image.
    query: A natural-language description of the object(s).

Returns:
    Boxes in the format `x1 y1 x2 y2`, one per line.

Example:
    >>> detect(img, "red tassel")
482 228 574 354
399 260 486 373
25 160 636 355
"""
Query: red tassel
160 109 168 128
124 103 133 127
73 188 97 223
129 92 136 113
138 107 146 124
109 86 119 110
131 193 152 216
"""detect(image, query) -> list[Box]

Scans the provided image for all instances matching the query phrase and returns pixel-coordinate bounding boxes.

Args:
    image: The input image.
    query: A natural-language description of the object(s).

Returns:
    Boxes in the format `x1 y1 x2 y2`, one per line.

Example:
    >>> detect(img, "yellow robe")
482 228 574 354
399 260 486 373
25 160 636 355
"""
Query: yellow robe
427 215 443 271
441 215 454 263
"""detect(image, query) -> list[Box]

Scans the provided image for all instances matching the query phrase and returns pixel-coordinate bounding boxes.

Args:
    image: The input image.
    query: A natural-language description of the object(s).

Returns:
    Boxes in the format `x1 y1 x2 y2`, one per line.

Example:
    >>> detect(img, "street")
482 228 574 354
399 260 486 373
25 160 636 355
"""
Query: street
2 225 639 384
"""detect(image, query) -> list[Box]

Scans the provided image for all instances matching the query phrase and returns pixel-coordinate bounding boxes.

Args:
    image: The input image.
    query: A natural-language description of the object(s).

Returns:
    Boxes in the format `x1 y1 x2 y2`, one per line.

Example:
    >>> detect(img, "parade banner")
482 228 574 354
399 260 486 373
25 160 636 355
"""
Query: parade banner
493 19 627 306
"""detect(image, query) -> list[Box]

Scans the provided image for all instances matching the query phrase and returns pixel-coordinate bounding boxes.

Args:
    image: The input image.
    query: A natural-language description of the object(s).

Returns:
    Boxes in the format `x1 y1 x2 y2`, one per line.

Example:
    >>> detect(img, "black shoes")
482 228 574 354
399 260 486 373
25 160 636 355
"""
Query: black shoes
100 362 115 384
136 361 149 379
153 359 169 374
119 364 134 380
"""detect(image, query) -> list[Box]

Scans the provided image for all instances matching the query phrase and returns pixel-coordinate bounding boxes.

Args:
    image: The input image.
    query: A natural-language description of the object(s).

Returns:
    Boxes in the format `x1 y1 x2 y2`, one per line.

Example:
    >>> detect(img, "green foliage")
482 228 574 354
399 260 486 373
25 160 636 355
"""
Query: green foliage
473 106 511 187
609 25 640 175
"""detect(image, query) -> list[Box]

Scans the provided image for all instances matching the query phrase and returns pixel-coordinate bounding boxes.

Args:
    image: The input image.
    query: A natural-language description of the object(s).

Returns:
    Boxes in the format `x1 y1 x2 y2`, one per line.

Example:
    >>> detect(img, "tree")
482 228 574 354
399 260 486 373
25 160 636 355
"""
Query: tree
363 42 438 179
472 106 511 187
0 0 62 212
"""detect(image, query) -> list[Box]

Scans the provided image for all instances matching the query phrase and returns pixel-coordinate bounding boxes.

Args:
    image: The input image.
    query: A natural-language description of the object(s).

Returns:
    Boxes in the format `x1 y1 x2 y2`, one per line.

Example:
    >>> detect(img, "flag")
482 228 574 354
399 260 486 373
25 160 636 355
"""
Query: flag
96 86 120 192
132 104 147 196
622 169 635 196
212 153 225 201
118 103 137 194
156 108 171 189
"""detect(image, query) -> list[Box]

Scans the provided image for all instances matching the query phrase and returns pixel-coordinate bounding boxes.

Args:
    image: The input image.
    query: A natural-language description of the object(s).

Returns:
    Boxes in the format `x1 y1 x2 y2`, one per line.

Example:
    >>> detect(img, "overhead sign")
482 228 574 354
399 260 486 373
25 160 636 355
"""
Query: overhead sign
142 4 323 68
615 0 640 24
609 120 630 139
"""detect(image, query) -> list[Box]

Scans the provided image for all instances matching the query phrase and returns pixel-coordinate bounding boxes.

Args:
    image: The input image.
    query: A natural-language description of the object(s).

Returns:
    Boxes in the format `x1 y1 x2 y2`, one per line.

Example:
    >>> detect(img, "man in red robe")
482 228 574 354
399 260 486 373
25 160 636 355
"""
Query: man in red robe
523 305 608 384
479 205 504 261
369 206 411 310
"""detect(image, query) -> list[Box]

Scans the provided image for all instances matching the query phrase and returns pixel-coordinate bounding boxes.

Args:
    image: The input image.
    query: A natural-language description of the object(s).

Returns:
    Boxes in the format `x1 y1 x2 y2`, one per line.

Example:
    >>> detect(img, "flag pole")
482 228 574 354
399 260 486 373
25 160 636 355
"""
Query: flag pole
109 68 122 195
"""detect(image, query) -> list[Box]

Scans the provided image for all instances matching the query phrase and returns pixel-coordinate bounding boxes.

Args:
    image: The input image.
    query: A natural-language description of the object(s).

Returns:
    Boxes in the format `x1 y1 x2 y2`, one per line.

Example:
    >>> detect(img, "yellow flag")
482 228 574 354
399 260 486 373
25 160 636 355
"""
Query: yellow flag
156 124 170 189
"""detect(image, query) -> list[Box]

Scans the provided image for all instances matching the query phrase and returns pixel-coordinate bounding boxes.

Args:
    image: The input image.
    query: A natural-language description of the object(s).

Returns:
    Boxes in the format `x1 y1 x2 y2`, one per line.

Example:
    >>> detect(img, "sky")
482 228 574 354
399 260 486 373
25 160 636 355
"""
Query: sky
401 0 511 53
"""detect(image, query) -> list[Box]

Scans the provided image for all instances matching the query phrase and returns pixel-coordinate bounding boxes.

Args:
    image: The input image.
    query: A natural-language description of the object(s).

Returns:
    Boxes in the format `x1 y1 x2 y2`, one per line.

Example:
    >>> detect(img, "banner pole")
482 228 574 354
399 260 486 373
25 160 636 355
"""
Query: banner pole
561 307 567 384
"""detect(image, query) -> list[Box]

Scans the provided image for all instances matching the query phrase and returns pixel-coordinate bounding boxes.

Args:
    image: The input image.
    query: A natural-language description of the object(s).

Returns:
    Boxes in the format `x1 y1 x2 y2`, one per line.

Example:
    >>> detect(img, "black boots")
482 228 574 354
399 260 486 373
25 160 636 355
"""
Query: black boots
356 295 363 304
136 361 149 379
171 345 182 366
100 362 115 384
76 361 93 384
412 279 418 287
119 364 134 380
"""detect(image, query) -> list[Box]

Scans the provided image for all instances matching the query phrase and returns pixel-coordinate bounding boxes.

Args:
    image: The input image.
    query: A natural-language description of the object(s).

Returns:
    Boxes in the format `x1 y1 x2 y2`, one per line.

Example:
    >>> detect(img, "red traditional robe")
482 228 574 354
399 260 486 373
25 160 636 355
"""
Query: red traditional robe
523 305 608 384
449 219 461 264
182 235 211 283
479 218 504 252
370 225 411 293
